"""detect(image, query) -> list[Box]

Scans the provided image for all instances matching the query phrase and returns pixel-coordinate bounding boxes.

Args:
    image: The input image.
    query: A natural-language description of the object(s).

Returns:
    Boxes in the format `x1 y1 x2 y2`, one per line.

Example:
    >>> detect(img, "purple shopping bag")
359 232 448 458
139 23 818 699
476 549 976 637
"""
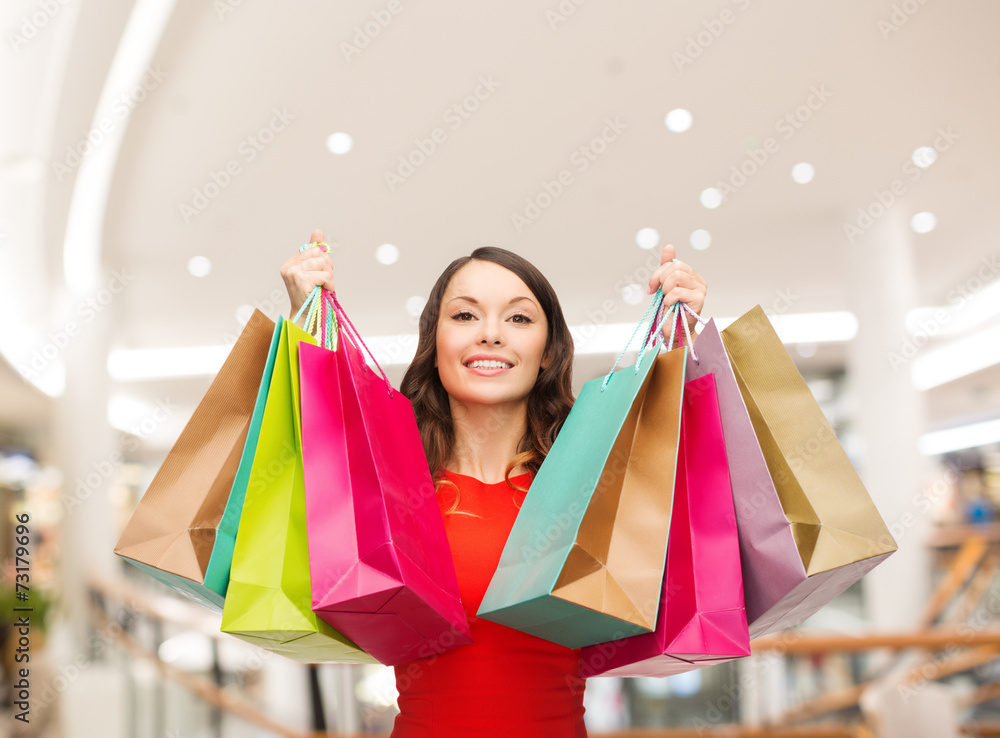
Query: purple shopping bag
299 291 472 665
681 317 805 637
689 306 895 638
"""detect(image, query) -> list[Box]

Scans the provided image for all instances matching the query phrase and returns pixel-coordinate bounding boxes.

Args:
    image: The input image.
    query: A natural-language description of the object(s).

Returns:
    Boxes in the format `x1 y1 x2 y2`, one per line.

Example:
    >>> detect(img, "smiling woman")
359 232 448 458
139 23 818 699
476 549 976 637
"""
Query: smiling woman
279 230 707 737
413 250 575 487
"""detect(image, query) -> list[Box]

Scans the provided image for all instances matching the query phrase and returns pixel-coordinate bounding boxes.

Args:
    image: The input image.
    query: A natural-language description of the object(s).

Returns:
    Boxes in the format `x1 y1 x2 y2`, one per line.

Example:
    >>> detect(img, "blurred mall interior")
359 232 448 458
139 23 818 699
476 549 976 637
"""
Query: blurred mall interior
2 0 1000 736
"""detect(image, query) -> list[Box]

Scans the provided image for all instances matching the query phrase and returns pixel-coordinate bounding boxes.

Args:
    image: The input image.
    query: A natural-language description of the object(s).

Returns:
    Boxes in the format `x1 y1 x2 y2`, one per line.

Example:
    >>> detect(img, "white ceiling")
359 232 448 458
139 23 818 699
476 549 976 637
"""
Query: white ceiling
2 0 1000 456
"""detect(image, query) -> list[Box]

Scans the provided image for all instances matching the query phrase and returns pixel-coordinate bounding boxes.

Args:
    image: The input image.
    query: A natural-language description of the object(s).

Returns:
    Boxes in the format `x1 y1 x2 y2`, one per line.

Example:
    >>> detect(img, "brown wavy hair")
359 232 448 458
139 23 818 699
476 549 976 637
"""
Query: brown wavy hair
399 247 576 506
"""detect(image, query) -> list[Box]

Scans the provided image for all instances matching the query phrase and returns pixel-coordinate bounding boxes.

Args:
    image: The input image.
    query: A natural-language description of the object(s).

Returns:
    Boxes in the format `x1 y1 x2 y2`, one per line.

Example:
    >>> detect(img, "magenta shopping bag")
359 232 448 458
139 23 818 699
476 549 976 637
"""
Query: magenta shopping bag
580 357 750 676
299 290 472 665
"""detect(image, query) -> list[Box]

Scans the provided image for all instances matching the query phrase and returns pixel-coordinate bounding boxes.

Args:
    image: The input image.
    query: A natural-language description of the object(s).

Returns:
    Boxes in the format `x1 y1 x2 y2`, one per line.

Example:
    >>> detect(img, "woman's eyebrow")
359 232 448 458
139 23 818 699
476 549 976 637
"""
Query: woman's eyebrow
447 295 537 307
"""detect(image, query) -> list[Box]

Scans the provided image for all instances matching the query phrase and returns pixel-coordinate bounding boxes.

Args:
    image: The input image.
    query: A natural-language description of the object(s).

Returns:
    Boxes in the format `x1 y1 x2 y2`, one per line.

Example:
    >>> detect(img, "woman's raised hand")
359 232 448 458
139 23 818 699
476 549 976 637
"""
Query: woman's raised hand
646 244 708 341
280 229 337 321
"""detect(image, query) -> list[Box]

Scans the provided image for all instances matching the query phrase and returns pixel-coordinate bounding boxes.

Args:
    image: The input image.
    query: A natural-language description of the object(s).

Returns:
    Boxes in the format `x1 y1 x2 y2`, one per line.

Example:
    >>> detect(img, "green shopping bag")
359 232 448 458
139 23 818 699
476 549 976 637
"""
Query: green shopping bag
221 316 375 664
202 317 282 597
478 293 686 649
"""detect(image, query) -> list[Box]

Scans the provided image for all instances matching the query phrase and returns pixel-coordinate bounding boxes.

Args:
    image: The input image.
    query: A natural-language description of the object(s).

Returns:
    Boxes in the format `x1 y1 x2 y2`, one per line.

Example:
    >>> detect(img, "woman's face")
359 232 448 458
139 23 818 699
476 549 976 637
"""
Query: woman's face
435 260 549 409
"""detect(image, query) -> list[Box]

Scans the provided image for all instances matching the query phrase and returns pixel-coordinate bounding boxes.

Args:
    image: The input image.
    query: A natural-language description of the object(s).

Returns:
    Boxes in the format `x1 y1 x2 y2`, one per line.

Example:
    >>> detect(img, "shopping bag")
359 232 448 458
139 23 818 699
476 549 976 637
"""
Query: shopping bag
679 311 807 638
719 304 897 637
477 292 685 649
220 315 375 664
204 318 282 597
115 310 276 611
581 368 750 677
300 291 471 665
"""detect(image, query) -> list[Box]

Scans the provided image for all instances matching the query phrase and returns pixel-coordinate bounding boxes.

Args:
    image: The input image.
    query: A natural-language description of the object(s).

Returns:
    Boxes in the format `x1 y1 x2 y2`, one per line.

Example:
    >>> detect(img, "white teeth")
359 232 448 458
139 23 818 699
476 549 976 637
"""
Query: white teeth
465 360 512 370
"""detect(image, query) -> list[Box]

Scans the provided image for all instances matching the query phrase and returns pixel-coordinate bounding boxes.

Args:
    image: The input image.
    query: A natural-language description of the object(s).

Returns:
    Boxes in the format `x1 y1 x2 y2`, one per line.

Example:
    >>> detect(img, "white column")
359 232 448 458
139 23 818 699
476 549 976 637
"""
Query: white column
55 279 118 648
846 206 932 631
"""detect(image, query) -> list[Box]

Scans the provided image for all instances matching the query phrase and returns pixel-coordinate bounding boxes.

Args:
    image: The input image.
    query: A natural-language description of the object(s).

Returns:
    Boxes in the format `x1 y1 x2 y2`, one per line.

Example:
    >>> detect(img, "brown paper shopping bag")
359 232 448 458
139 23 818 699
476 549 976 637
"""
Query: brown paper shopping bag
115 310 276 610
720 305 897 636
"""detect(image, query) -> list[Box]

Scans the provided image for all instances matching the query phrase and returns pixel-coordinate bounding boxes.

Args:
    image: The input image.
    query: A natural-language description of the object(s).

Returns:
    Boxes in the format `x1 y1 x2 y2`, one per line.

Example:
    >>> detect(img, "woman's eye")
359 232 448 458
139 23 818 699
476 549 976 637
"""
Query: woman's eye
511 314 533 324
452 311 474 321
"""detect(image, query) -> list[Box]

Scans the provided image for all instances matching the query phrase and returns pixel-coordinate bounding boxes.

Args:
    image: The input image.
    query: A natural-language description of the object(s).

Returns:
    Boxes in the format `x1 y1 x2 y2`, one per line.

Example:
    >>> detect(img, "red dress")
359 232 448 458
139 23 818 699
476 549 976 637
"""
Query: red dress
391 469 587 737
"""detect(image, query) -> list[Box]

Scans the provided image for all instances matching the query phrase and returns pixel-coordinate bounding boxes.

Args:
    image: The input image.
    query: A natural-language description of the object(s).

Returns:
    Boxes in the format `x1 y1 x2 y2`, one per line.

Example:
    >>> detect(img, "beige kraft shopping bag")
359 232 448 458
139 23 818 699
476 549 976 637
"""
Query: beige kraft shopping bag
720 305 897 636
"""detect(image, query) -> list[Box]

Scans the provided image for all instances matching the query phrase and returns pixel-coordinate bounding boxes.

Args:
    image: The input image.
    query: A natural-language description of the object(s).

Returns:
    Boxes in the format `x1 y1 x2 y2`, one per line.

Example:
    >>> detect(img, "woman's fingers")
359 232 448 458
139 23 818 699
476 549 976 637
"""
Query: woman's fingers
643 245 708 341
281 230 337 318
648 258 695 295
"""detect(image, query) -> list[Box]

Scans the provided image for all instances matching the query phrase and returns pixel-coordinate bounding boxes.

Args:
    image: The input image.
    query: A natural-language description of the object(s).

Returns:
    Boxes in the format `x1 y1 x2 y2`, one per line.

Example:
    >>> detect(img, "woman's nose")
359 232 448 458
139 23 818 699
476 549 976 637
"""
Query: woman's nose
479 323 503 345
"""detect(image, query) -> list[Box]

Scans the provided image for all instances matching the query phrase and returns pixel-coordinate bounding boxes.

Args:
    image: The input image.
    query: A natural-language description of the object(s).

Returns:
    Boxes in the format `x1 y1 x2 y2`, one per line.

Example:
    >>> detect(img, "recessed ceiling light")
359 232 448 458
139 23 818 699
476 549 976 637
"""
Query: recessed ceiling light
791 162 815 184
664 109 693 133
910 212 937 234
700 187 722 209
690 229 711 250
376 243 400 265
187 256 212 277
911 146 937 168
796 342 818 358
621 284 644 305
635 228 660 250
326 132 354 155
405 296 426 317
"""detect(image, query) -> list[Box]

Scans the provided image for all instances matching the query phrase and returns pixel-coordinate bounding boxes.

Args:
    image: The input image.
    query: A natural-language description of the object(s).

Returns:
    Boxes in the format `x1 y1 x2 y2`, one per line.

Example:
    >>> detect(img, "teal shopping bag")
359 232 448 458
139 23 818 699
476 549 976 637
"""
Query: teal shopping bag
478 293 687 648
116 311 279 611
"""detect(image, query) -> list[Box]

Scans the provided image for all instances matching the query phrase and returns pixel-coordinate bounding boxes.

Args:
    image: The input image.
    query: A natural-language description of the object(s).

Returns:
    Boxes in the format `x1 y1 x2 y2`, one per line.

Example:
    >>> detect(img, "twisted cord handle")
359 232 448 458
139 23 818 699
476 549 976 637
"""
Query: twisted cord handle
325 291 394 397
600 288 674 392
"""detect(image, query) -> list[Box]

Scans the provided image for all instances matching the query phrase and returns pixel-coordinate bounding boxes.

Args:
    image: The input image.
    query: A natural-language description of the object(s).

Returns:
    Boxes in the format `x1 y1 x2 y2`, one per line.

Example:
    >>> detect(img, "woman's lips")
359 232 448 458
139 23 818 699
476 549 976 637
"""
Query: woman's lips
464 363 513 376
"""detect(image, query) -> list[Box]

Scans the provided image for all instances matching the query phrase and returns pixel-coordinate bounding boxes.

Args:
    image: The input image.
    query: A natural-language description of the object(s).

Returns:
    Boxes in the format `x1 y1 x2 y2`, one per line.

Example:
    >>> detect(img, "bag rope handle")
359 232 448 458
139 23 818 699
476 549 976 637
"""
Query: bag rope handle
324 290 395 398
600 288 675 392
291 242 340 349
671 302 707 364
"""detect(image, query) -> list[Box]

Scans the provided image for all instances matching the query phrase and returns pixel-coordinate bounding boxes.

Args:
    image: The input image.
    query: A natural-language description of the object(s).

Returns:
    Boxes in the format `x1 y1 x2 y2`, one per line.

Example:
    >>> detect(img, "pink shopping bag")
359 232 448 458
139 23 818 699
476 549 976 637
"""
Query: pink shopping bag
299 291 472 666
580 368 750 677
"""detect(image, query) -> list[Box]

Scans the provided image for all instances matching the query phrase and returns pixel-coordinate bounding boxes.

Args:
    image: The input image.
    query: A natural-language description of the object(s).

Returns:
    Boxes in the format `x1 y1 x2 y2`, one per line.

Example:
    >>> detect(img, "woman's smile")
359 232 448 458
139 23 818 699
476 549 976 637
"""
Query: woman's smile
463 354 515 376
